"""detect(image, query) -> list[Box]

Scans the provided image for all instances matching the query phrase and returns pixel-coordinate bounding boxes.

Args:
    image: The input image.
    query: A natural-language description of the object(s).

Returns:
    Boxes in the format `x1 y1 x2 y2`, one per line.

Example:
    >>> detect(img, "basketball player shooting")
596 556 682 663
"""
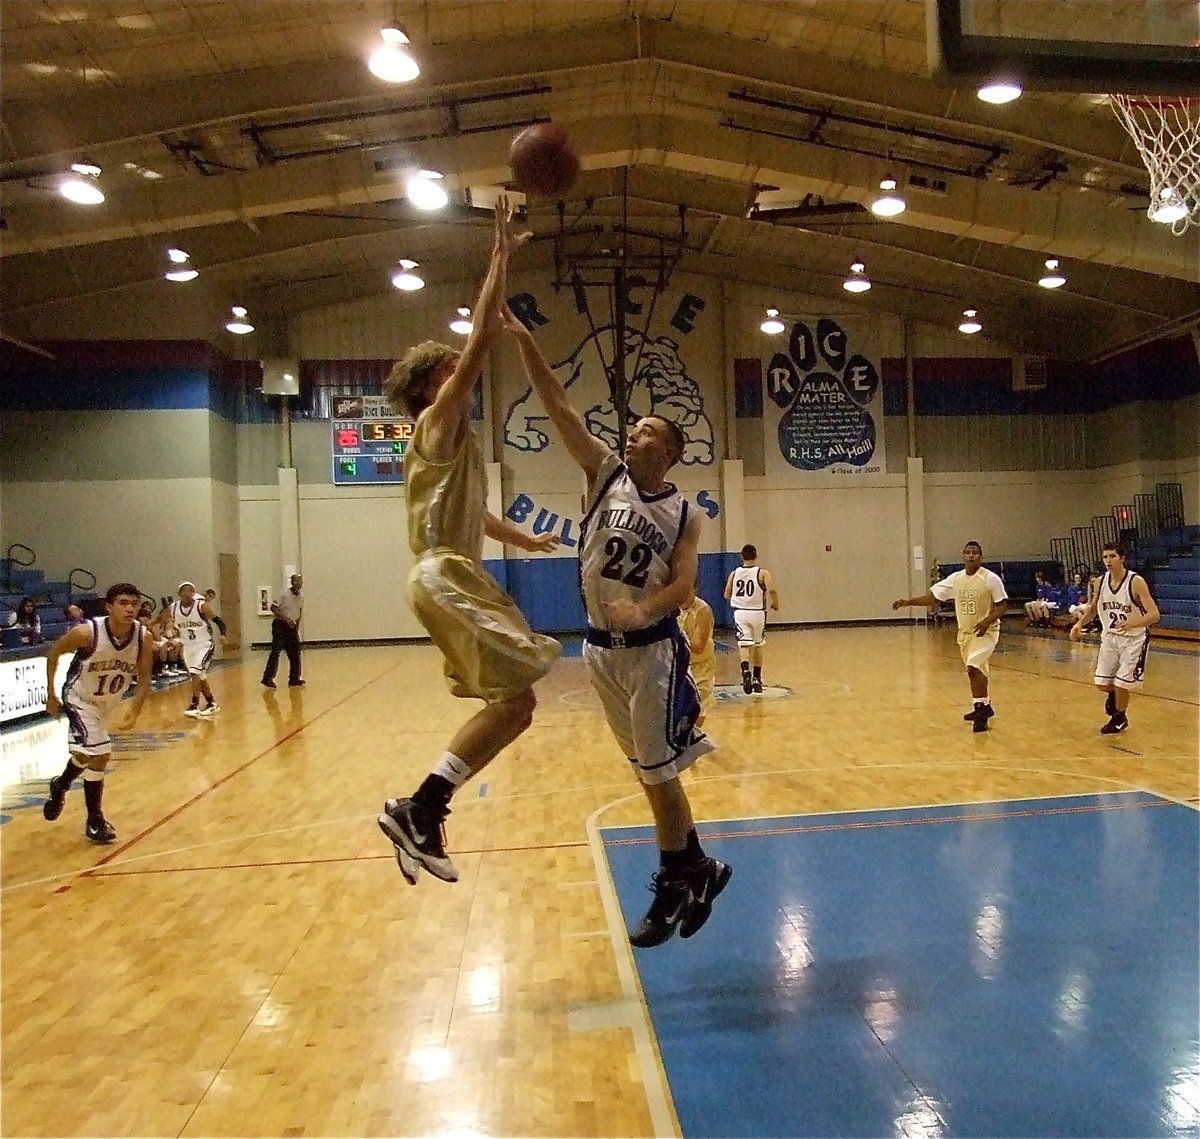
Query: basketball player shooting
376 197 562 886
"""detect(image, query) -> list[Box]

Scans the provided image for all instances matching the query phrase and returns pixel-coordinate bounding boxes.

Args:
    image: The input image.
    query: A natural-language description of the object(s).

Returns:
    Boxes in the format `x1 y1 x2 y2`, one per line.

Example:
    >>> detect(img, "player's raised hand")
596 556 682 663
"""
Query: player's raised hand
494 194 532 257
527 532 561 554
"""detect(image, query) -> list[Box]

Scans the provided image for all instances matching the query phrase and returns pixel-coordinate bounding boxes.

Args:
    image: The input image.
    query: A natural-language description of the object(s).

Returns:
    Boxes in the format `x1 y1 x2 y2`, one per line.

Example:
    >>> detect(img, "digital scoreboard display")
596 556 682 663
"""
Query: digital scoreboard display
330 395 415 485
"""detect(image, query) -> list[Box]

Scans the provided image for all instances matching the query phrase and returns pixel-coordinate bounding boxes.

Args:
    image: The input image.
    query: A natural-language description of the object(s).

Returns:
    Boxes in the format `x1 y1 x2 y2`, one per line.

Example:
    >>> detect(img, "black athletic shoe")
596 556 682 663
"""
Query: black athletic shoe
261 679 276 689
288 680 305 687
378 797 458 882
741 672 753 695
963 704 995 722
971 706 990 732
680 858 732 939
629 870 694 948
43 776 67 822
1100 714 1129 735
752 678 763 694
1105 690 1116 717
85 816 117 844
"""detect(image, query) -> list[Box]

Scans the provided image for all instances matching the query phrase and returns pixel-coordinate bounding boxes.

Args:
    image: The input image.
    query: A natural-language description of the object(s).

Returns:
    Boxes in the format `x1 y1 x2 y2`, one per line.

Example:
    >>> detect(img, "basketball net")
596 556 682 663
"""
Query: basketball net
1109 95 1200 235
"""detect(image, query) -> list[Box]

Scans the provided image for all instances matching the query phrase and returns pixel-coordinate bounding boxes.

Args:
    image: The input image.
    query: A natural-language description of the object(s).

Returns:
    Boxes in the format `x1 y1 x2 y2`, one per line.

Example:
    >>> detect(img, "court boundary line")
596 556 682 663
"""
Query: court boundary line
585 795 681 1139
600 794 1177 847
6 762 1191 893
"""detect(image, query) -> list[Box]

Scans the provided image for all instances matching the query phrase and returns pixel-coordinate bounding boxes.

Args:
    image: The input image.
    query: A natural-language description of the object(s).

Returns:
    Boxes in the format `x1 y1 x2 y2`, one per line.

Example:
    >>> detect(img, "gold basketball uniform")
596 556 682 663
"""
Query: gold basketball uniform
679 596 715 708
931 566 1007 674
404 412 561 703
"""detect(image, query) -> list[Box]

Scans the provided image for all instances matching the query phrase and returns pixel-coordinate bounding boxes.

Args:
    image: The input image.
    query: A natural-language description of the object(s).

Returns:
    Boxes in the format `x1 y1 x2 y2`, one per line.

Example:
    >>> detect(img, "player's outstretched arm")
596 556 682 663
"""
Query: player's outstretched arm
485 511 561 554
428 197 531 429
892 591 937 609
501 306 608 481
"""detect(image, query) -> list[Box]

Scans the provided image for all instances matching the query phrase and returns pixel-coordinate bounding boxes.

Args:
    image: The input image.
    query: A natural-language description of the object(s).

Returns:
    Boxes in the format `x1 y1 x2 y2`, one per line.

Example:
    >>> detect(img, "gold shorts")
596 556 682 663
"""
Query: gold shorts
957 626 999 675
408 551 562 704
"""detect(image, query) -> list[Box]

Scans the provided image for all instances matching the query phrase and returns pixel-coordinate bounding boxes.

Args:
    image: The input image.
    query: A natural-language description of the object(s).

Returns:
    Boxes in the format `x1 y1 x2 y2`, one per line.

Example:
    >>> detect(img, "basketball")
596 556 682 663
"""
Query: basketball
508 122 580 199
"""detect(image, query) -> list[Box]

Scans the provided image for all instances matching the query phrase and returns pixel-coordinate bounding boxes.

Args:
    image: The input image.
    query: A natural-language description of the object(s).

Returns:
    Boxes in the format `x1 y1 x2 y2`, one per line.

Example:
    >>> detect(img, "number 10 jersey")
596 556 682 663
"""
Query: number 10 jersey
579 452 690 632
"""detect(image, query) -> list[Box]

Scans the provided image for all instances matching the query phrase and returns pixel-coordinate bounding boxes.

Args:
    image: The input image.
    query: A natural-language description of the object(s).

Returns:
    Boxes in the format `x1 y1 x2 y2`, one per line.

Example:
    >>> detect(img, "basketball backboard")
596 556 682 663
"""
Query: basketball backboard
927 0 1200 93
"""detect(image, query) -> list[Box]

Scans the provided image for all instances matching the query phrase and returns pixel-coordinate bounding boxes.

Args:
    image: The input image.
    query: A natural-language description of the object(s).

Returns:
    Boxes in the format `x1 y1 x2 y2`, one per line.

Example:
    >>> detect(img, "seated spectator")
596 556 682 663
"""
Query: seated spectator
1063 571 1089 623
5 597 43 645
149 601 186 675
62 603 87 625
1023 572 1058 627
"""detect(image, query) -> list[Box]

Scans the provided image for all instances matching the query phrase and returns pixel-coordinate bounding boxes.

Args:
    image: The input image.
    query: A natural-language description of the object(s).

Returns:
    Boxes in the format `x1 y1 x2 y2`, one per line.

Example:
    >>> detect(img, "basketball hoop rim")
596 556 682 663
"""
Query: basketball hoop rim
1109 93 1200 109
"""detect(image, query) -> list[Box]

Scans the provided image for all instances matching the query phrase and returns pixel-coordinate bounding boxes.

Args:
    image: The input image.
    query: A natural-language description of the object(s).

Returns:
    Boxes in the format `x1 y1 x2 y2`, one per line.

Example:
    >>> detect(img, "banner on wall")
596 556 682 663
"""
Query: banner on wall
764 317 886 477
499 281 719 477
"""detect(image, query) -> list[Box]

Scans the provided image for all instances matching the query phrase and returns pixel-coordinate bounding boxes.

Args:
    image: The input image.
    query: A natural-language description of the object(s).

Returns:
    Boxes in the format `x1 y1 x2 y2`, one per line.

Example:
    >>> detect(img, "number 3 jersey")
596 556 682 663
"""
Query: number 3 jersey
63 617 145 709
580 452 691 631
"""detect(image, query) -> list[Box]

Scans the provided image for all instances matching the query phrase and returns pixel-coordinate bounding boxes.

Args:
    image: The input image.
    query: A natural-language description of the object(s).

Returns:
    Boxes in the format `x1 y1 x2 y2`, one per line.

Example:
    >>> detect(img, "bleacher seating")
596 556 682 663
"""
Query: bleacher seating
1152 528 1200 632
0 561 99 659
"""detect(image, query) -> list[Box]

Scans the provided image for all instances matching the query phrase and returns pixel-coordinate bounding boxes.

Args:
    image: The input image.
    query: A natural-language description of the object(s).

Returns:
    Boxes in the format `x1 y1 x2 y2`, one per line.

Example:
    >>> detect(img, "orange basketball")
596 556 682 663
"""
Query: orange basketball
509 122 580 199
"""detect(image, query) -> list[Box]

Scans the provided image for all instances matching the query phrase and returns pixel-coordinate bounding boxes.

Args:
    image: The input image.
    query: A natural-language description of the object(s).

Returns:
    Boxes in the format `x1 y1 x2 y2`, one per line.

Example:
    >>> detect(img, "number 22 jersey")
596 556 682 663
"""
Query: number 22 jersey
579 452 690 632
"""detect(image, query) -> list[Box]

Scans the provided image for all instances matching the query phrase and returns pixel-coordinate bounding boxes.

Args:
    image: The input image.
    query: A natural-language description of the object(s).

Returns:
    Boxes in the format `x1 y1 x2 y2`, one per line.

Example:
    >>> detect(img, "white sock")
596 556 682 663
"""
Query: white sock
432 752 472 790
974 698 988 707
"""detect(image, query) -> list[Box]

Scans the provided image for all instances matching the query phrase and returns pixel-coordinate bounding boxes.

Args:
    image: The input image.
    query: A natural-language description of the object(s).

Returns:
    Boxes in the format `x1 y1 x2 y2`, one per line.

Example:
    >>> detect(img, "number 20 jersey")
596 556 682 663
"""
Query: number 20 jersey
579 452 690 631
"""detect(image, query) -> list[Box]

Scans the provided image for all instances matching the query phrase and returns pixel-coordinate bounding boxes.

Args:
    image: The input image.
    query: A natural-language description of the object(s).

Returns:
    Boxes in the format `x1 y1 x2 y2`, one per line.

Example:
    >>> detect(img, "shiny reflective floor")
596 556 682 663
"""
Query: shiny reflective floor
1 625 1197 1138
607 793 1199 1138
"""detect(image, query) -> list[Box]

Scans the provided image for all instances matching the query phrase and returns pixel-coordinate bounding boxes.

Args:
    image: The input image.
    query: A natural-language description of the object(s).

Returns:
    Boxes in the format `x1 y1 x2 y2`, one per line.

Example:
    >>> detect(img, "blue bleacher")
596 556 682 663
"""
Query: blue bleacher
1148 531 1200 633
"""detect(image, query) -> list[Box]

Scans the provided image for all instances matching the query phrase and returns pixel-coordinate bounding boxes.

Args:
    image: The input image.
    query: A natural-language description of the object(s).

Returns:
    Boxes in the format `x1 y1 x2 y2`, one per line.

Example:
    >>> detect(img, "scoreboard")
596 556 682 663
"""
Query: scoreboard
330 394 415 485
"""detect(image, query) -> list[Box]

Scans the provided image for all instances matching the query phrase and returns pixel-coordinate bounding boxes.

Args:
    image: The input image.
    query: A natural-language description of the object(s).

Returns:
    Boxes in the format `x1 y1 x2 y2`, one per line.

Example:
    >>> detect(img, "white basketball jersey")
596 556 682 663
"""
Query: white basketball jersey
63 618 144 707
730 565 766 610
580 453 690 630
171 599 212 648
1097 570 1147 641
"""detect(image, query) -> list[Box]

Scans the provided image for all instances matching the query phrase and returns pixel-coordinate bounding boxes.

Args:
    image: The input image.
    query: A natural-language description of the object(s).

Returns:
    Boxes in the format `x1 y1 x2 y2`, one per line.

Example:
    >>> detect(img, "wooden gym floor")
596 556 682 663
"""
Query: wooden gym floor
1 625 1196 1138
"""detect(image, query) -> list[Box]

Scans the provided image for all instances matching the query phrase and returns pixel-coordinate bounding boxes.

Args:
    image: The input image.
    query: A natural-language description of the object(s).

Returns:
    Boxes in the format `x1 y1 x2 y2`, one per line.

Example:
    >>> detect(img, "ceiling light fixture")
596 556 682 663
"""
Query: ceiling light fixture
391 259 425 291
225 305 254 335
58 162 104 205
868 175 902 217
870 176 906 218
406 169 448 211
977 80 1022 104
449 306 473 335
1038 257 1066 289
1149 185 1189 225
368 25 419 83
842 261 872 293
164 247 198 282
958 308 982 335
760 307 785 335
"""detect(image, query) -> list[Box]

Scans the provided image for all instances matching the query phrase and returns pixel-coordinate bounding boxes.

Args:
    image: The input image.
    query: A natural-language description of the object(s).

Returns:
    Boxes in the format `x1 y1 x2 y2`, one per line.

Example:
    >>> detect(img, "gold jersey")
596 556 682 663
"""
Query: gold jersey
404 411 486 561
932 566 1007 633
679 596 716 682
